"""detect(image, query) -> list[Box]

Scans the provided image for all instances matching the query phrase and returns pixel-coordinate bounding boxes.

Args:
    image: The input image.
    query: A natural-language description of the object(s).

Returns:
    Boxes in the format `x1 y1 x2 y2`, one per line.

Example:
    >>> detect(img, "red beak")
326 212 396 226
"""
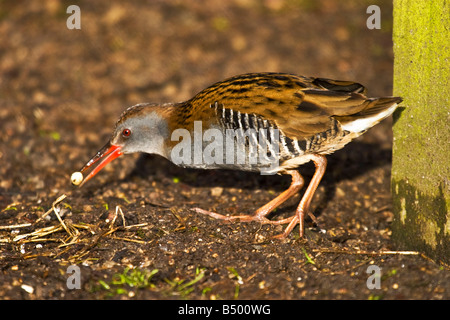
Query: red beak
77 142 123 187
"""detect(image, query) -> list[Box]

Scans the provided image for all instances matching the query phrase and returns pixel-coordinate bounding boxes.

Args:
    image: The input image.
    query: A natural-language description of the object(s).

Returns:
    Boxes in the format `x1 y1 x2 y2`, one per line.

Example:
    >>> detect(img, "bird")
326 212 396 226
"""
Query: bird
72 72 402 239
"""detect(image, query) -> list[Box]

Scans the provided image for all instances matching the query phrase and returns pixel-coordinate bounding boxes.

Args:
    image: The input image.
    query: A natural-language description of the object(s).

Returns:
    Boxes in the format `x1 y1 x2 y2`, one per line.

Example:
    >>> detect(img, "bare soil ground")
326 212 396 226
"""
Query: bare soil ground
0 0 448 301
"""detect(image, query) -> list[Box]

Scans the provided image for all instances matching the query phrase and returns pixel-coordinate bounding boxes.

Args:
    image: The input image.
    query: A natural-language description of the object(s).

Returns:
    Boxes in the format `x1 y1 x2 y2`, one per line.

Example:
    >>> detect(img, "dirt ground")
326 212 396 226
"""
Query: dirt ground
0 0 448 301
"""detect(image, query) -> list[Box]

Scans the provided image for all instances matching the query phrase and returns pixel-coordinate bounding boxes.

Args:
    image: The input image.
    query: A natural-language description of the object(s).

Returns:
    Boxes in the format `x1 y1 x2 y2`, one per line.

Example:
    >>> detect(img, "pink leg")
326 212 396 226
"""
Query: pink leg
193 170 304 225
273 154 327 239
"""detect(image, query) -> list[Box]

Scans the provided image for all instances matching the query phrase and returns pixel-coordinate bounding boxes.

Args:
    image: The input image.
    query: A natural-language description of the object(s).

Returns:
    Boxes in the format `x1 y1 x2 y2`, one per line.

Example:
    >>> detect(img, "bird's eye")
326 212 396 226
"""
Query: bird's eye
122 128 131 137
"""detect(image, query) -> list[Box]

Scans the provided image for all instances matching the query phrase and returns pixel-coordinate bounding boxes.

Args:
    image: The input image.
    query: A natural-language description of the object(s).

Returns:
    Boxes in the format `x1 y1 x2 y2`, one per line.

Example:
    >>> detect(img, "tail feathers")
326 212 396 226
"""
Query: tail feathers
337 96 402 133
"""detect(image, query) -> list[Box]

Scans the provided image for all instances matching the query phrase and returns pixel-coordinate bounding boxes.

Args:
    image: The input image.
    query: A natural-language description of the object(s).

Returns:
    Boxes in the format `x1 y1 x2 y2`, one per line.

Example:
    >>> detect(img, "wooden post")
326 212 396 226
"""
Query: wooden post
392 0 450 262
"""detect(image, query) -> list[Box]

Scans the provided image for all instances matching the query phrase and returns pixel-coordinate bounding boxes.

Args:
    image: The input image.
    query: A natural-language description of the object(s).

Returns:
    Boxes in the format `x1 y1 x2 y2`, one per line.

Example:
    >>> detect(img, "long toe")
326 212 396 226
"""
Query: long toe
193 207 257 222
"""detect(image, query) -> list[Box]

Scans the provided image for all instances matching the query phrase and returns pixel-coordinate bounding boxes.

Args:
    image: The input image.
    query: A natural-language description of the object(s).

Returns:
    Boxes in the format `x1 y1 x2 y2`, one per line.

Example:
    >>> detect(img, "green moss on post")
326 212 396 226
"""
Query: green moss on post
392 0 450 262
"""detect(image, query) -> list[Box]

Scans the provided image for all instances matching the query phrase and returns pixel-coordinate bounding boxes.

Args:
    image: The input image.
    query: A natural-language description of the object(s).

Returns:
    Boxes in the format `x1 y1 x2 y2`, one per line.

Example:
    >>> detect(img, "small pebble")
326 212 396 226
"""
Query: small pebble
210 187 223 197
21 284 34 294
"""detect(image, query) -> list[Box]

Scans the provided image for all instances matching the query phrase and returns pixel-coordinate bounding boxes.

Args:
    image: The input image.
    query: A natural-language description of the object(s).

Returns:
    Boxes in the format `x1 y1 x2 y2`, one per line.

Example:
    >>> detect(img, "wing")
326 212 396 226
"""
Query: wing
183 72 379 139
